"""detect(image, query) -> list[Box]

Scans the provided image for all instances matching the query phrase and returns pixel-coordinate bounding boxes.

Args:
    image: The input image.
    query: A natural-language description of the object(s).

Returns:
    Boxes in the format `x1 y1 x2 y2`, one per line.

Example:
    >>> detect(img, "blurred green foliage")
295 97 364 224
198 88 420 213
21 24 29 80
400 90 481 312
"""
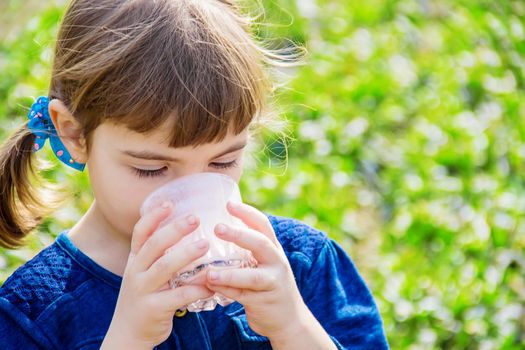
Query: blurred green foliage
1 0 525 349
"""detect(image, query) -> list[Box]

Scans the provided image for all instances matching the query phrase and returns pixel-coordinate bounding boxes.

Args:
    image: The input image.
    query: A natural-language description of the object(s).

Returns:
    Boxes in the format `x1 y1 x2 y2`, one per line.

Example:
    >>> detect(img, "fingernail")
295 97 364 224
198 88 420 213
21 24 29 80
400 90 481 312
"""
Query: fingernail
161 201 172 210
194 239 207 249
228 201 239 210
216 224 227 235
186 215 196 225
208 270 219 281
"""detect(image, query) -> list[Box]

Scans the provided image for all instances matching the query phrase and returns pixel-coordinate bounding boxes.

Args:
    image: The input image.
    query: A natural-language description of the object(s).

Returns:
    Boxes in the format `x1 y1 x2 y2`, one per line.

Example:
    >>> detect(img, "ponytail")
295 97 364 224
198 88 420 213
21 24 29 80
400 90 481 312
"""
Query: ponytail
0 123 59 248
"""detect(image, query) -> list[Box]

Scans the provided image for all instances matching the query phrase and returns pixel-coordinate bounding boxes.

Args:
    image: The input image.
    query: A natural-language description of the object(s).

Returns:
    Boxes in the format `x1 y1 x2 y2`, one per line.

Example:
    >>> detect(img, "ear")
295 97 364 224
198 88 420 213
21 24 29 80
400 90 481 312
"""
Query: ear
48 99 88 164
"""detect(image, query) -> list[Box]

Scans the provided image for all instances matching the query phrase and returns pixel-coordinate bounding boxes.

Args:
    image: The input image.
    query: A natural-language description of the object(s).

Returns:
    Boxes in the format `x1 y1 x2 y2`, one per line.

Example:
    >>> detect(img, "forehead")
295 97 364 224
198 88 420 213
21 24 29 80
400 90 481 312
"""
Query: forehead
94 121 248 154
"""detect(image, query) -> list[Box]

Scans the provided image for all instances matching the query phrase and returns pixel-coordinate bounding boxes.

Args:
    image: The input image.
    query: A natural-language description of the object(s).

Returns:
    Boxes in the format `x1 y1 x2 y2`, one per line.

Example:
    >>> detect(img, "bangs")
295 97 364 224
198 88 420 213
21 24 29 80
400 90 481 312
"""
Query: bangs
53 0 270 147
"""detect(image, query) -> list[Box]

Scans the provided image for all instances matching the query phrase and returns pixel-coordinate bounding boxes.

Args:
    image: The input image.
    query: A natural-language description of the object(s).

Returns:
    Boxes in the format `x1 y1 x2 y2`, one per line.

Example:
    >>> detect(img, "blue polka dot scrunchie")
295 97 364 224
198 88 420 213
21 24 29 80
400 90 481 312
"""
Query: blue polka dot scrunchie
27 96 85 171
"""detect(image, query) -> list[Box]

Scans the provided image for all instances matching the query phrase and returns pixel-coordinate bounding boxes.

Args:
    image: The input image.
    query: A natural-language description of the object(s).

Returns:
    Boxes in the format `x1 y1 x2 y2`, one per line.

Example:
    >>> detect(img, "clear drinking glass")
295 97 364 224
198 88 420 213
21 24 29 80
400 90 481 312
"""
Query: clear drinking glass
139 172 257 312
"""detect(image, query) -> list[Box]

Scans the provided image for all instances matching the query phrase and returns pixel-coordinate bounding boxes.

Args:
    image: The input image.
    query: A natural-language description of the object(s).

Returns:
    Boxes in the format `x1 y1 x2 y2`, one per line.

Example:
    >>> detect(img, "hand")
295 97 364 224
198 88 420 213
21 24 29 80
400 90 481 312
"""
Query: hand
204 201 311 341
101 203 214 349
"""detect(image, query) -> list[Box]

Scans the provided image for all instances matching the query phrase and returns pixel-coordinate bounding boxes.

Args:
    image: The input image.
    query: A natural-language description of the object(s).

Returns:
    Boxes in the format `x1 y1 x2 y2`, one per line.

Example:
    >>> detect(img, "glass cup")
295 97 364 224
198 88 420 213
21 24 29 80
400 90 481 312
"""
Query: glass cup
139 172 257 312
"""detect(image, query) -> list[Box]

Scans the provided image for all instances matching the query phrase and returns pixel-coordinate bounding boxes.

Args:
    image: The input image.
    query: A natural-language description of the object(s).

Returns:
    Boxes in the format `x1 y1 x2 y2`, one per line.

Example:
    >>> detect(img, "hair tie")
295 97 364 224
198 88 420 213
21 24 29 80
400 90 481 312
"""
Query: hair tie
27 96 85 171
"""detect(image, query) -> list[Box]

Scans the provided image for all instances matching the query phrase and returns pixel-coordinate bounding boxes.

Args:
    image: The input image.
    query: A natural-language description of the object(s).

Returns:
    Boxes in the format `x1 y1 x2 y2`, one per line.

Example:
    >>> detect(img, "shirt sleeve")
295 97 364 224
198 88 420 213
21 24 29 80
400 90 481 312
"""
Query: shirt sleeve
0 297 55 349
300 238 389 350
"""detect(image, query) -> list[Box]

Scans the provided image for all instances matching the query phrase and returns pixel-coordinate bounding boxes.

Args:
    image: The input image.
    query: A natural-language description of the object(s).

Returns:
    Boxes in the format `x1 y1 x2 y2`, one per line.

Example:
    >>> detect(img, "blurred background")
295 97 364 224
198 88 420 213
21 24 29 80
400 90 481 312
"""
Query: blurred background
1 0 525 349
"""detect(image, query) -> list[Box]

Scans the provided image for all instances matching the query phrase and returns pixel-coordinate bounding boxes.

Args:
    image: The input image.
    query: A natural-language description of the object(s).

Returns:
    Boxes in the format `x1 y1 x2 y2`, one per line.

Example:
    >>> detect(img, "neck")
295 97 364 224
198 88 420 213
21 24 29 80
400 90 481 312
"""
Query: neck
67 200 131 276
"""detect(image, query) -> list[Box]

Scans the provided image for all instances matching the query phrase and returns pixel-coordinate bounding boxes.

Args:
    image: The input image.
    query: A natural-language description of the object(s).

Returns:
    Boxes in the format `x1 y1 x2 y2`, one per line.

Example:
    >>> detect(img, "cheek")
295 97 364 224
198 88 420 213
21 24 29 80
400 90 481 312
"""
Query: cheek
88 158 157 236
227 155 245 182
230 167 243 182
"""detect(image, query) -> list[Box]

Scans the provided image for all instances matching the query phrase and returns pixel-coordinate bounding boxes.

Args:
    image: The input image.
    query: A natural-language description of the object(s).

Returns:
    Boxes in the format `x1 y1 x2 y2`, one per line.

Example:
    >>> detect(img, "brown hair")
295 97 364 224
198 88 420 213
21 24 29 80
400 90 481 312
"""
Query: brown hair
0 0 301 248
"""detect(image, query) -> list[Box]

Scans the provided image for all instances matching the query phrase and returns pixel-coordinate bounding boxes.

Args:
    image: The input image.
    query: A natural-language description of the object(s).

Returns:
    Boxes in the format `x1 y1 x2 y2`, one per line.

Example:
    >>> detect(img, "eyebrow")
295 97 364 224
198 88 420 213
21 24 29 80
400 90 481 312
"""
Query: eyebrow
120 142 247 162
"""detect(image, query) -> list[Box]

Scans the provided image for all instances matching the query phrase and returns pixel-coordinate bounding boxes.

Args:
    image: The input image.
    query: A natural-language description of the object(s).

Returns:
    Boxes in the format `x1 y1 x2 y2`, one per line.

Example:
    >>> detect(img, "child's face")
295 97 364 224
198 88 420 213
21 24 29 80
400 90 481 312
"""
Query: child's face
85 121 248 239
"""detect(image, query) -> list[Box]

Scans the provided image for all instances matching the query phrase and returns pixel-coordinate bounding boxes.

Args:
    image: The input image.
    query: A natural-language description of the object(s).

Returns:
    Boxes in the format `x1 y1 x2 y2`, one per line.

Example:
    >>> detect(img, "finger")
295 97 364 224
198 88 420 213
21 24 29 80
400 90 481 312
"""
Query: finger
133 214 199 272
204 284 256 305
155 285 215 312
226 201 278 245
215 223 281 265
206 268 277 291
130 201 173 256
142 238 210 290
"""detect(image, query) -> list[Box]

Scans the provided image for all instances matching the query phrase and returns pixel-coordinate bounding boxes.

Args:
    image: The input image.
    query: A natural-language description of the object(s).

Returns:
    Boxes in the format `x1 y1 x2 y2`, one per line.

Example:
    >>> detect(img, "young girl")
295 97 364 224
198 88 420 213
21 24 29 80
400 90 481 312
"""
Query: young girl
0 1 389 349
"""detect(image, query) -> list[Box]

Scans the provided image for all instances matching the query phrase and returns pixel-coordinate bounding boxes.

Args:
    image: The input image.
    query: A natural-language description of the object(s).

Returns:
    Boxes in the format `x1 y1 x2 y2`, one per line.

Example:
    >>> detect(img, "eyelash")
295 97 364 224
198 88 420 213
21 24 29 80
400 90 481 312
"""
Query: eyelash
132 160 238 178
211 159 238 169
133 167 167 178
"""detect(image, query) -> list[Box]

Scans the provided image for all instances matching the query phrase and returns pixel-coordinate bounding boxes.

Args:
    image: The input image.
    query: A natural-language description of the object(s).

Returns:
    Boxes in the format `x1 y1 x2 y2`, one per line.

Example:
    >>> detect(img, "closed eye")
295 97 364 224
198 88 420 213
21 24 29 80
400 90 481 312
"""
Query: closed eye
210 160 238 169
132 167 167 178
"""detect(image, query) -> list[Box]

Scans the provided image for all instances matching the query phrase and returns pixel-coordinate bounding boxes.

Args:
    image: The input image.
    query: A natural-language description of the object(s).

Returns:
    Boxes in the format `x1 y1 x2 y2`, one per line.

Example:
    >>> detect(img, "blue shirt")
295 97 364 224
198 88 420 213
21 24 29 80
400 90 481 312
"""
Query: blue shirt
0 215 389 349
